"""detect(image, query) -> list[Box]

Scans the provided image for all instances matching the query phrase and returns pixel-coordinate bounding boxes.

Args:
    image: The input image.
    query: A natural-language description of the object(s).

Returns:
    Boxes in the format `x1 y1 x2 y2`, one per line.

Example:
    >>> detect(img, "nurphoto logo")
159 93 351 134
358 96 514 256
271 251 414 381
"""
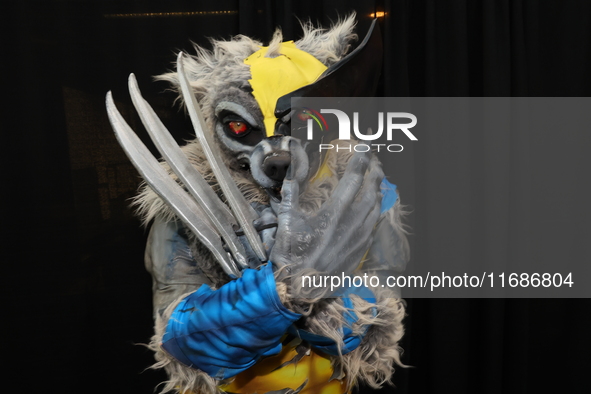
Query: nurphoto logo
300 108 418 152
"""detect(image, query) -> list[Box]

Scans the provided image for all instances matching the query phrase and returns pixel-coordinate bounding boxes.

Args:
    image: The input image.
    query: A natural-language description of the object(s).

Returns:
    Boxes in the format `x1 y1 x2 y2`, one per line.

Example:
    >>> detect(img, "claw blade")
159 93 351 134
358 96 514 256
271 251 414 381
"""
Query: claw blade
127 74 249 269
105 91 241 278
176 52 267 262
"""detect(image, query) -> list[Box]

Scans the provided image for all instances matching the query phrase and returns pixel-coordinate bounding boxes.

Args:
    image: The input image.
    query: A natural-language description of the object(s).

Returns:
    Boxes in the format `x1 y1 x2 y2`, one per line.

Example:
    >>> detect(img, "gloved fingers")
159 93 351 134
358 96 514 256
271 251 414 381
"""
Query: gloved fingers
328 187 381 275
269 170 299 271
271 139 307 215
362 197 383 236
288 137 311 190
322 149 371 218
275 173 300 216
349 156 384 219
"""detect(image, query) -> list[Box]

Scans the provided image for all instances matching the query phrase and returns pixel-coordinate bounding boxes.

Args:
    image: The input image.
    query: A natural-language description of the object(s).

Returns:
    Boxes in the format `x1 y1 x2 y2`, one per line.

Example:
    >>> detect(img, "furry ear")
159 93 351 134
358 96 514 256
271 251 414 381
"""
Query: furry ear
265 28 286 58
295 13 358 66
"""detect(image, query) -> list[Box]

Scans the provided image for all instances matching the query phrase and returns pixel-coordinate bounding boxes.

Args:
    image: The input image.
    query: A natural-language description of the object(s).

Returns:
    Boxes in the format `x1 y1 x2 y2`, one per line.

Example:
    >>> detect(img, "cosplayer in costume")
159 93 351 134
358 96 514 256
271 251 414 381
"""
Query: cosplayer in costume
106 14 409 394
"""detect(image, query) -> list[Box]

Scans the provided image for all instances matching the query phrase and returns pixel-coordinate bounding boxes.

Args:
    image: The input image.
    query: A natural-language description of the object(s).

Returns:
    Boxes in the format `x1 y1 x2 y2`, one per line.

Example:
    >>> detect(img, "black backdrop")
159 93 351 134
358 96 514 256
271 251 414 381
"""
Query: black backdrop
4 1 591 393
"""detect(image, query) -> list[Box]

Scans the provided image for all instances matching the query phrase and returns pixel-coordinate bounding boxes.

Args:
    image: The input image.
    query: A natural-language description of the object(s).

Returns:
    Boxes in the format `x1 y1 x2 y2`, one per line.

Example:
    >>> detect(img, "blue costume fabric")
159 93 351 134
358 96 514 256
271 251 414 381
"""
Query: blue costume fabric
162 263 301 379
380 178 398 215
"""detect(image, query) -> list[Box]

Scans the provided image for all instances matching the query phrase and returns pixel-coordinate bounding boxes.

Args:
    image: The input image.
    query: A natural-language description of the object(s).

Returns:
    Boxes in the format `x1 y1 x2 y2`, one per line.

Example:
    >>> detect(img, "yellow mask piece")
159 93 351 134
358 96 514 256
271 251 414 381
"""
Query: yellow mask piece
244 41 327 137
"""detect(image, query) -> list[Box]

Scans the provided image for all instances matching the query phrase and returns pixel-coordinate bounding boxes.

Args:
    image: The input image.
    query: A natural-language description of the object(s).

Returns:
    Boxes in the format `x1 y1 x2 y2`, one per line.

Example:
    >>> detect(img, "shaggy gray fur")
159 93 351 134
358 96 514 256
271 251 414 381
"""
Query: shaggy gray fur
295 15 358 66
282 282 406 390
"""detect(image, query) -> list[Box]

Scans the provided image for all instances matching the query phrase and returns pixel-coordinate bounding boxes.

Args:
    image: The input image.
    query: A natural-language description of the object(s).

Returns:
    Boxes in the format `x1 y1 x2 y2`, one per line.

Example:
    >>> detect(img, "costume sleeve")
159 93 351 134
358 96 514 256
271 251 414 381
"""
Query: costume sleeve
161 263 301 380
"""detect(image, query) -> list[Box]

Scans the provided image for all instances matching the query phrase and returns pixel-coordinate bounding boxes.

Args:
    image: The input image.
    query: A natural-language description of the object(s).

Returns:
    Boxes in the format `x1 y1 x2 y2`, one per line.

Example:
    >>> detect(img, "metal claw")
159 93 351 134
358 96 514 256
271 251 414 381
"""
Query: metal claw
127 74 249 270
176 52 267 262
106 91 242 278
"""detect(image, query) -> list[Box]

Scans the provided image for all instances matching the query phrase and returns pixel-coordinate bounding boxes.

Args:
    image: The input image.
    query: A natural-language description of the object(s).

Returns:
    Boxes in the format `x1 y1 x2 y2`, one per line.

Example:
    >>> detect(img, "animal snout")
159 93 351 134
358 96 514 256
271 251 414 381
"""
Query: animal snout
262 152 291 182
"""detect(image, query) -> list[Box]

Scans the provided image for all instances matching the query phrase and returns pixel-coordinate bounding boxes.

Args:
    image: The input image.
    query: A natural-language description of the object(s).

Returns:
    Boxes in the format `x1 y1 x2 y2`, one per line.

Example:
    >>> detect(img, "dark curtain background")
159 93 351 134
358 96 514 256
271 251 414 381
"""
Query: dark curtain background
4 1 590 393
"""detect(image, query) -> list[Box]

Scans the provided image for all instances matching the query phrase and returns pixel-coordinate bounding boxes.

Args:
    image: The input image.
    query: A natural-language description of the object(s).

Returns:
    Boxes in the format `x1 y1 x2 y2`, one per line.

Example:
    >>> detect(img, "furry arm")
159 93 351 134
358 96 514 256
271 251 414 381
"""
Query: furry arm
289 285 376 355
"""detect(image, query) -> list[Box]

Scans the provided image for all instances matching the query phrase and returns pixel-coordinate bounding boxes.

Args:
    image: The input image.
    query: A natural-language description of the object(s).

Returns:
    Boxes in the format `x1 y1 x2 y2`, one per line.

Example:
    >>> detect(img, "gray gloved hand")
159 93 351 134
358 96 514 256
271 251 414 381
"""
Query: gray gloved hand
269 143 384 287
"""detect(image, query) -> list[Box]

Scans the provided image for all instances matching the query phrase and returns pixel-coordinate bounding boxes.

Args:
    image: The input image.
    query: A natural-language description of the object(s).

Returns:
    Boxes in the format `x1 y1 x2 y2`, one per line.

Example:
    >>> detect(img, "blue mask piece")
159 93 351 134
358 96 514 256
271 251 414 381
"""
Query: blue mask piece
380 178 398 214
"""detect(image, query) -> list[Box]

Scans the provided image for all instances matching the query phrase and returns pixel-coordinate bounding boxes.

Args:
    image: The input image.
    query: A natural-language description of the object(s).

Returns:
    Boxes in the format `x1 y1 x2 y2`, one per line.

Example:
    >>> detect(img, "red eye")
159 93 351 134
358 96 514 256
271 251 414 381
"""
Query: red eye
228 121 248 135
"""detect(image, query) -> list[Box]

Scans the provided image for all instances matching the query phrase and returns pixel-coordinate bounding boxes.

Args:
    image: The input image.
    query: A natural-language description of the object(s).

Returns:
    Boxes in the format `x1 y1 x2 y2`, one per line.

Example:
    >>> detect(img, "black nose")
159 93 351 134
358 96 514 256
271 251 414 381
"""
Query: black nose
262 152 291 182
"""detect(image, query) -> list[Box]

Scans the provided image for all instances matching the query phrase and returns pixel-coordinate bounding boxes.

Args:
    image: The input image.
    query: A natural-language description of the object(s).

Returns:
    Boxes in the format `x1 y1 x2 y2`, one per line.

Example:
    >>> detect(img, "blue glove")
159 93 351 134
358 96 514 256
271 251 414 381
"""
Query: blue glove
161 263 301 379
